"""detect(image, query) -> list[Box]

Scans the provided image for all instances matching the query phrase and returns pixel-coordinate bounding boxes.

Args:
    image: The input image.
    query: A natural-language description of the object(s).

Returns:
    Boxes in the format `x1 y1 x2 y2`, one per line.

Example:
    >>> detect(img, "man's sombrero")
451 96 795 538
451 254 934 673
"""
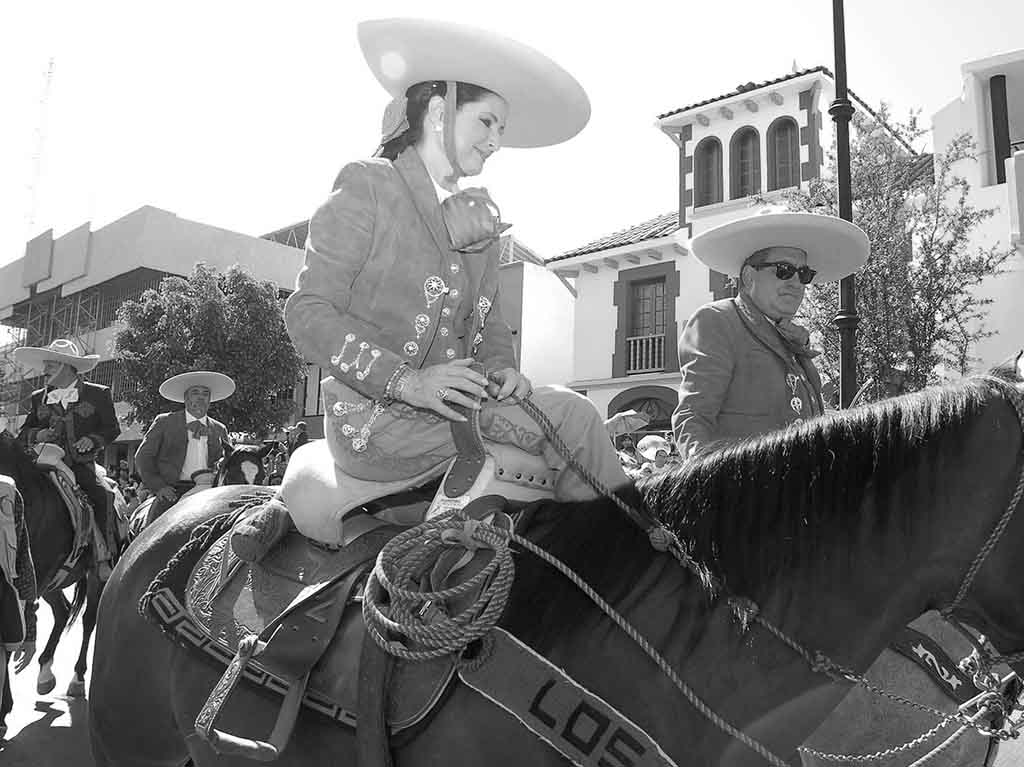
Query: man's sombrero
680 207 870 284
14 338 99 373
159 371 236 403
359 18 590 148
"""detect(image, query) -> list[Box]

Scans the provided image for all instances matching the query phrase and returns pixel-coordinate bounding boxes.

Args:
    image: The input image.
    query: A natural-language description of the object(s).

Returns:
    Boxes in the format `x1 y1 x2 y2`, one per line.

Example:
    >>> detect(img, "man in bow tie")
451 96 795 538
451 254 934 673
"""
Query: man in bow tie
135 371 235 522
671 209 870 459
14 338 120 572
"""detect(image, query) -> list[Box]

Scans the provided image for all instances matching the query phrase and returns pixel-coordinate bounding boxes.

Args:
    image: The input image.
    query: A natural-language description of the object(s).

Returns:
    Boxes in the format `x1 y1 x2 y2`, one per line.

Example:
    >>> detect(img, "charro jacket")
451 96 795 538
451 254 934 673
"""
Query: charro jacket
18 380 120 463
134 410 230 492
284 147 517 403
672 295 824 458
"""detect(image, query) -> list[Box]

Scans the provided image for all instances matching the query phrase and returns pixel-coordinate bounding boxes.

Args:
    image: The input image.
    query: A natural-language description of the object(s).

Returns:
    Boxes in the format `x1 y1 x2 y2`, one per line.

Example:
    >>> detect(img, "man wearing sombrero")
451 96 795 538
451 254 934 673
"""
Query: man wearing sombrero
280 18 632 544
672 207 870 458
14 338 120 573
135 371 235 522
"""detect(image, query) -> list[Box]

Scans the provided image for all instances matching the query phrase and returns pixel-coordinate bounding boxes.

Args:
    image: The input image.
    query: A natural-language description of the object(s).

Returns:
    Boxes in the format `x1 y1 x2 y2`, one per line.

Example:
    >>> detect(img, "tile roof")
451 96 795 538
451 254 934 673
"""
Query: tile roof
657 66 831 119
548 211 680 263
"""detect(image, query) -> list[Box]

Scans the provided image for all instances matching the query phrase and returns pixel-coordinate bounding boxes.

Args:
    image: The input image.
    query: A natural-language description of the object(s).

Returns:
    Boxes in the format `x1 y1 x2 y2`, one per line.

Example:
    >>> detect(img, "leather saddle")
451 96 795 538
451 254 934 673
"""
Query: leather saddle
182 493 514 761
31 443 94 578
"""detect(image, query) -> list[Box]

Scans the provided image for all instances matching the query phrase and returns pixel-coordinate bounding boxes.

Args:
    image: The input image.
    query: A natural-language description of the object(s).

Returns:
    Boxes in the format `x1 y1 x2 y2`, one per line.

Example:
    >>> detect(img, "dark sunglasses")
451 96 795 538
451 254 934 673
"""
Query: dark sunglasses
751 261 817 285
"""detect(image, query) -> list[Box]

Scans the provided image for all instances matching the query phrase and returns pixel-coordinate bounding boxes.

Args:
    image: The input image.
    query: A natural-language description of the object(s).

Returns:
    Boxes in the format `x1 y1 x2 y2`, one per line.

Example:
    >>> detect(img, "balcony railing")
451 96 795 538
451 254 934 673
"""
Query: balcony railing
626 334 666 374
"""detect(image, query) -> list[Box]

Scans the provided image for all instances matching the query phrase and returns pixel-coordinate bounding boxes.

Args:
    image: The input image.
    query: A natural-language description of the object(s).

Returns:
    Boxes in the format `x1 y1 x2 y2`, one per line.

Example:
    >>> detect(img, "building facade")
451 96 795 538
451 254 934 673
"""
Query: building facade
1 207 571 458
549 58 1024 434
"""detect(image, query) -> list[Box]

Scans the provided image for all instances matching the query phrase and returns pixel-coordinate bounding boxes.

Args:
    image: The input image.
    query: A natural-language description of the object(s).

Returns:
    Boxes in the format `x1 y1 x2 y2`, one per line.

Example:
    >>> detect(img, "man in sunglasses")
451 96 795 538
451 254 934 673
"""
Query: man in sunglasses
671 207 870 459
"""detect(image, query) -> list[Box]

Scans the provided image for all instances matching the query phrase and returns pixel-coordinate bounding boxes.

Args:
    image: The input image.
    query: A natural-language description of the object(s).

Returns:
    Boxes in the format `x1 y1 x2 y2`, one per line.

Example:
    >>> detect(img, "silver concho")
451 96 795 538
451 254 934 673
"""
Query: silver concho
478 296 492 323
414 314 430 338
790 397 804 414
424 276 447 307
404 341 419 356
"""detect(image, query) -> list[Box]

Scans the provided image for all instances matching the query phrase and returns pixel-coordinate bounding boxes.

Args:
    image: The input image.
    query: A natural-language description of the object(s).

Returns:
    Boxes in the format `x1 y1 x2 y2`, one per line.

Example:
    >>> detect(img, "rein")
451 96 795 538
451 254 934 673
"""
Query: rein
368 375 1024 766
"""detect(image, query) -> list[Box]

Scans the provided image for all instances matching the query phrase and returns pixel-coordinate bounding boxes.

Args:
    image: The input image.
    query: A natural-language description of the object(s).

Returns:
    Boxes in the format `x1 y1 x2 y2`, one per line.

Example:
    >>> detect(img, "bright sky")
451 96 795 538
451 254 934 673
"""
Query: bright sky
2 0 1022 271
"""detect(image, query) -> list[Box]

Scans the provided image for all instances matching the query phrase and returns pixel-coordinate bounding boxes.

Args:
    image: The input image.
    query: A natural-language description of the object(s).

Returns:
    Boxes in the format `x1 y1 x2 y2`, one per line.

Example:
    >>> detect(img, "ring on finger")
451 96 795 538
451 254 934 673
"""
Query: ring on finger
436 388 449 401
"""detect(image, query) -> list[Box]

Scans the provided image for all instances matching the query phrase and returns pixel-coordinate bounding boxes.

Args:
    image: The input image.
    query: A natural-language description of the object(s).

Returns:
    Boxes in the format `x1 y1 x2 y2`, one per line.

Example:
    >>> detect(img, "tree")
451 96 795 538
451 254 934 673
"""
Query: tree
114 263 305 436
785 108 1011 405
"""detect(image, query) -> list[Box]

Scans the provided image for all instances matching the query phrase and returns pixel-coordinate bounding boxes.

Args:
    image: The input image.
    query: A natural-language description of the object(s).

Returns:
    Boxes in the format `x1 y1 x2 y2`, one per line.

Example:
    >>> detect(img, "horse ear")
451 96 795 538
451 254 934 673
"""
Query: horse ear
1016 351 1024 382
221 440 234 460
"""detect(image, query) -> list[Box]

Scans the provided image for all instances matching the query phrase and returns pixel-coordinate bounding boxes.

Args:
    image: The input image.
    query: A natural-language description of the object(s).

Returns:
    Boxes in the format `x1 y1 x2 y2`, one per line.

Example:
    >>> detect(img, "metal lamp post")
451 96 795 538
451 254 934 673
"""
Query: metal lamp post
829 0 860 408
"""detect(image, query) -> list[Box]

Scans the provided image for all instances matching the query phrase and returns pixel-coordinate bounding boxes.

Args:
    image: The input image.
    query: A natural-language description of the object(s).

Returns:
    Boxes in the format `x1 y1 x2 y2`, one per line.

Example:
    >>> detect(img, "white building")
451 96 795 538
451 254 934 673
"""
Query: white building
549 59 1024 432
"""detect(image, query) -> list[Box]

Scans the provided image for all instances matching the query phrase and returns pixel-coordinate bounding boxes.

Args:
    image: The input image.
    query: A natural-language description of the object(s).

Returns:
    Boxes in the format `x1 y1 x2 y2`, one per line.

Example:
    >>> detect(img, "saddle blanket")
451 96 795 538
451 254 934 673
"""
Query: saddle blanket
144 516 455 731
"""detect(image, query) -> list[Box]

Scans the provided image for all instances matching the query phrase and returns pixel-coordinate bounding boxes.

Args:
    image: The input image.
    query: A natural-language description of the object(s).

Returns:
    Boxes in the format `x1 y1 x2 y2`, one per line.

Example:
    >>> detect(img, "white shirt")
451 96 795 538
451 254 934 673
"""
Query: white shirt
180 412 210 480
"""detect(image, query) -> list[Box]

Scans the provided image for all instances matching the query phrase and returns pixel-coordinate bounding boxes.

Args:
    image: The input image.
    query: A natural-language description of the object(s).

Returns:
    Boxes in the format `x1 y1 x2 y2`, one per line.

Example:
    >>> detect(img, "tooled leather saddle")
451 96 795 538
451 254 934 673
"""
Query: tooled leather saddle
142 382 532 762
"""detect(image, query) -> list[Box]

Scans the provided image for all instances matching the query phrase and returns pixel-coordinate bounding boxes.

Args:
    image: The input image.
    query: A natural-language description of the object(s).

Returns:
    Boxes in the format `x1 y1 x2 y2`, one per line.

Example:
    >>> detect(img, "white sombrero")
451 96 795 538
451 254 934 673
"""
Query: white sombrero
637 435 671 462
680 207 870 284
14 338 99 373
359 18 590 148
159 371 236 403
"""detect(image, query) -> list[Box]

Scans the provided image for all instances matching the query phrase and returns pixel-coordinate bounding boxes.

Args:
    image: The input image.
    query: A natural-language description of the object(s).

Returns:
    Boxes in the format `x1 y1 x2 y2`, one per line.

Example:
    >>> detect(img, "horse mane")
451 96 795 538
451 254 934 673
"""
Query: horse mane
503 367 1020 650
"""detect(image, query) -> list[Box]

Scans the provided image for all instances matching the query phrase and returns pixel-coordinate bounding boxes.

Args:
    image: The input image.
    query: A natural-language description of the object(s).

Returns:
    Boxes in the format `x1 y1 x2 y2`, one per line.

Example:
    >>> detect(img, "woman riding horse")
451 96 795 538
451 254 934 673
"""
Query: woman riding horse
279 18 631 546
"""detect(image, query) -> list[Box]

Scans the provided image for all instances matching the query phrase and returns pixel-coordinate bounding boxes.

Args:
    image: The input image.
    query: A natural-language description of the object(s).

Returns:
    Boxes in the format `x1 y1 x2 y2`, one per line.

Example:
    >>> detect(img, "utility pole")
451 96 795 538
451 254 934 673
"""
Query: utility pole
26 57 56 236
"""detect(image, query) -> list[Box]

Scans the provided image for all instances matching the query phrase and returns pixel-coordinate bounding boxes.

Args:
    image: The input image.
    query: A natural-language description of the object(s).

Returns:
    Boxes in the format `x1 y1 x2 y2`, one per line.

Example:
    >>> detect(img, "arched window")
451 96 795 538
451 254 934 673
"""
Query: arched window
729 127 761 199
767 117 800 191
693 137 723 207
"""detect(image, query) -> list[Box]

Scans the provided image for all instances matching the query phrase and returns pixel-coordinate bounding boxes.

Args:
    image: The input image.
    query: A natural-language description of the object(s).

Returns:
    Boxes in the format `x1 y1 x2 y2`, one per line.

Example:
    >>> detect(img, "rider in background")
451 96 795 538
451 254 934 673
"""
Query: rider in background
671 208 869 460
135 371 235 522
14 338 119 576
283 19 630 531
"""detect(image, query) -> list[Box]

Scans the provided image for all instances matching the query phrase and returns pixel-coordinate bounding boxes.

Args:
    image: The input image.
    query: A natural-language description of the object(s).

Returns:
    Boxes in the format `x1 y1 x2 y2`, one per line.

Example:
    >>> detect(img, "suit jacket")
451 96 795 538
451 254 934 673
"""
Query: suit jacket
18 379 120 463
672 295 824 458
134 410 230 492
284 146 517 402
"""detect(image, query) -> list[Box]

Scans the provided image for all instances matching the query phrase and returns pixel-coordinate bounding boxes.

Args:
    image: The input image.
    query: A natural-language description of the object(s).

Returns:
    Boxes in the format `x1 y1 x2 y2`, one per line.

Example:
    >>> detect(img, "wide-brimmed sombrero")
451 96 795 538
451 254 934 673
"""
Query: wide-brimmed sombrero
680 207 870 284
159 371 236 403
14 338 99 373
359 18 590 148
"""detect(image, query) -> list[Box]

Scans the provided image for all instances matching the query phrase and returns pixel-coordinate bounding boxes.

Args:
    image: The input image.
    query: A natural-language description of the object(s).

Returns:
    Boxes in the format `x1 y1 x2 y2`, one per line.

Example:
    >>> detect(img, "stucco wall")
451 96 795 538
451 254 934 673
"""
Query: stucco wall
518 262 575 386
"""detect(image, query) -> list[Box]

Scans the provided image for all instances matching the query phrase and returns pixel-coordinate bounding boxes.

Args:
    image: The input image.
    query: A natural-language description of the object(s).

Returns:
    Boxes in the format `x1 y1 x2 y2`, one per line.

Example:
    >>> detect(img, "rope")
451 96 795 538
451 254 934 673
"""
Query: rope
364 510 793 767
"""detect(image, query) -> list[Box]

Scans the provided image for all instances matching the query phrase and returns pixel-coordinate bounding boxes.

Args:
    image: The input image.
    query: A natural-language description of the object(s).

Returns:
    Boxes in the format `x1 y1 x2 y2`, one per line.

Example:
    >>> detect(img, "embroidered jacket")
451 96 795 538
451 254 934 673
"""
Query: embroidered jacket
18 380 120 463
0 474 37 648
284 147 517 403
672 295 824 458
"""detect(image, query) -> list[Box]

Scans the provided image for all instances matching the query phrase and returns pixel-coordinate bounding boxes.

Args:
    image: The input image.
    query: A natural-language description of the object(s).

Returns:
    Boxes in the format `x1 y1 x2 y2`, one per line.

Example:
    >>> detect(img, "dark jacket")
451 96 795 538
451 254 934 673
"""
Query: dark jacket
672 295 824 458
134 411 230 492
18 379 120 463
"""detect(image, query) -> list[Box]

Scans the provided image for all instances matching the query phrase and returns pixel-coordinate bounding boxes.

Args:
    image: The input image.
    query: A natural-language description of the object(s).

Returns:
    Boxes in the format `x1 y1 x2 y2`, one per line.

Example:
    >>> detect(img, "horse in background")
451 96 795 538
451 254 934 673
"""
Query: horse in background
89 366 1024 766
0 430 108 706
126 442 272 540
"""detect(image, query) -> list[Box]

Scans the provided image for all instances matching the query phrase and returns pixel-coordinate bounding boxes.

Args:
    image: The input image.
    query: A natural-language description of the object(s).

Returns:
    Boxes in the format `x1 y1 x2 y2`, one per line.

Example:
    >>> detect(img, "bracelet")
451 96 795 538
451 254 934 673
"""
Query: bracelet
383 364 412 404
391 367 414 404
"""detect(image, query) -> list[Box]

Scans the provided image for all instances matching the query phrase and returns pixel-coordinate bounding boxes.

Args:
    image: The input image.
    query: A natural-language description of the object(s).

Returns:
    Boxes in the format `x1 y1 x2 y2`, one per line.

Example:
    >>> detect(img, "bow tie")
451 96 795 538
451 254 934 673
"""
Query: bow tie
187 421 210 439
46 385 80 409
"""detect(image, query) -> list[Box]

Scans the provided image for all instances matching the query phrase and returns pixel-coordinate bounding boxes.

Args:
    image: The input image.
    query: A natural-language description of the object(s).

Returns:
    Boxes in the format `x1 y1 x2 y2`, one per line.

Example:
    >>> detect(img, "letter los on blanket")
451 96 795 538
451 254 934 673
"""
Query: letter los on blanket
458 628 679 767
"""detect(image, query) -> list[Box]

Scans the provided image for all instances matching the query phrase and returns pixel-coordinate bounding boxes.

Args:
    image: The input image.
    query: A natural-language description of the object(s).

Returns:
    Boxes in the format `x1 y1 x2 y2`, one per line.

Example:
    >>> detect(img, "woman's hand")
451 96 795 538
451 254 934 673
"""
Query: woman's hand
400 359 491 422
487 368 533 401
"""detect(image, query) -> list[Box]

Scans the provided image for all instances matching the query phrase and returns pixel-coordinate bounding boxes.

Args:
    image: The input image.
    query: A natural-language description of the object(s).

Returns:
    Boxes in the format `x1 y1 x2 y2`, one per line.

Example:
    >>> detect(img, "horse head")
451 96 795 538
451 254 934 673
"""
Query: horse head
215 442 270 487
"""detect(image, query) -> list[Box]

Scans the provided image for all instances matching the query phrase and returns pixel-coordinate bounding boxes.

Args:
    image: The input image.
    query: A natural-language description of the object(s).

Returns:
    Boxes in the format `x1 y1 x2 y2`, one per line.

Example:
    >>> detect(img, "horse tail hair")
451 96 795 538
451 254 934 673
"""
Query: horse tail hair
67 576 87 629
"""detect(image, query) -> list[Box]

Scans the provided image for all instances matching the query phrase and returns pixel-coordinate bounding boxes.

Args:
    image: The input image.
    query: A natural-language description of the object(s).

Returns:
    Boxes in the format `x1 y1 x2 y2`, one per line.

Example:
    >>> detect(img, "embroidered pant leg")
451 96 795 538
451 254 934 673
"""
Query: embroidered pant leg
72 462 114 561
480 386 631 502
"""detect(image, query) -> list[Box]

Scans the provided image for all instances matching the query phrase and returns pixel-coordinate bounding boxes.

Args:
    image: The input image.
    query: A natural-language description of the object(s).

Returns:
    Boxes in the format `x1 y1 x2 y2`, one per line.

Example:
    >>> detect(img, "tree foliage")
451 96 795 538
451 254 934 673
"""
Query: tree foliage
114 263 304 436
786 108 1011 405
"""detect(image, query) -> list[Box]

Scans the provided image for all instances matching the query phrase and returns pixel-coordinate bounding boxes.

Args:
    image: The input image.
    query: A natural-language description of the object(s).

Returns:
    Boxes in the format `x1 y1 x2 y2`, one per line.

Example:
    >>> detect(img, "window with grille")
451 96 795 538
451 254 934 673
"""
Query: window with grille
767 118 800 191
694 137 723 207
730 127 761 199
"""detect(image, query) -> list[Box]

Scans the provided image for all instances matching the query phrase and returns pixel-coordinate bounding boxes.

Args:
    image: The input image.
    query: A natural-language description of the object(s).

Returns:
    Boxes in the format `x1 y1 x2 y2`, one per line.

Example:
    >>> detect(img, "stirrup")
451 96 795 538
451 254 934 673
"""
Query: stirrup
426 374 491 520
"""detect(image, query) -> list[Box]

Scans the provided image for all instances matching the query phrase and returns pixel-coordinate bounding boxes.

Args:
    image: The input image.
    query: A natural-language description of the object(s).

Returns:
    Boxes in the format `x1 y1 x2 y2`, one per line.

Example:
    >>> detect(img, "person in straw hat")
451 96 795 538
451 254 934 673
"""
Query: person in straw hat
283 18 630 538
671 207 870 459
134 371 235 522
14 338 120 573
